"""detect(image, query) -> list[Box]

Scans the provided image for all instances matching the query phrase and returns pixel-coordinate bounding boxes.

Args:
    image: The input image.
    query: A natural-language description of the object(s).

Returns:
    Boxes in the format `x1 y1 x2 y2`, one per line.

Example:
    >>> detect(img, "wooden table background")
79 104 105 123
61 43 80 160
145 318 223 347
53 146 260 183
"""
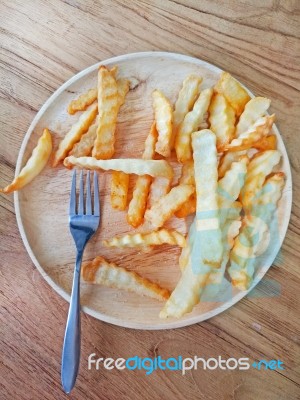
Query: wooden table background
0 1 299 399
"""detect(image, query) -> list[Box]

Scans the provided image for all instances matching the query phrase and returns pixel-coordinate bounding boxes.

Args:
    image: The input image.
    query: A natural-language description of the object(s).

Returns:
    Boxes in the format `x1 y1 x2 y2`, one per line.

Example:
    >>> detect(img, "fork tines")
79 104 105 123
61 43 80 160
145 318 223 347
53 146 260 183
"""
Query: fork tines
69 170 99 216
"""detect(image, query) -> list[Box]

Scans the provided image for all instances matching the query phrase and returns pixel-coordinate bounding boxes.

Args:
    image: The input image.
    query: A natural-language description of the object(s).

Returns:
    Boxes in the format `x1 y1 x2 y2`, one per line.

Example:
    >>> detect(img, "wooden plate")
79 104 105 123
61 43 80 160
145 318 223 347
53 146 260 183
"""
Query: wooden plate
14 52 292 330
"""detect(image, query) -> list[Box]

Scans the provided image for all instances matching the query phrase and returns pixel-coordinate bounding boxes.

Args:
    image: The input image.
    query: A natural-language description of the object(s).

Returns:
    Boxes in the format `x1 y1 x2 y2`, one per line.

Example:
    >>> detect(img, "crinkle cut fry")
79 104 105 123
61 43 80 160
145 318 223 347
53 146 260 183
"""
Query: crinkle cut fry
82 256 170 300
103 229 186 248
160 130 222 318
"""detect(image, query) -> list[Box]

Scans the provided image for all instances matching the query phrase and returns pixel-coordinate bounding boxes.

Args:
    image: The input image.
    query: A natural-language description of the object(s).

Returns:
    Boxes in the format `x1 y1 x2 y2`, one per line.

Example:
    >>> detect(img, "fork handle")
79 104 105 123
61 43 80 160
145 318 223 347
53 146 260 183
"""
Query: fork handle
61 250 83 394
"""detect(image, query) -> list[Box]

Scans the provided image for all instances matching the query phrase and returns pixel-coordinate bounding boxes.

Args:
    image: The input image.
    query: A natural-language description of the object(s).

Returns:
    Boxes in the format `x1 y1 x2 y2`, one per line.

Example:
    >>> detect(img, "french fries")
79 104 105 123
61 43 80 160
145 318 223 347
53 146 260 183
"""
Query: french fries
152 90 173 157
92 66 120 159
103 229 186 248
67 67 119 115
241 150 281 211
228 173 285 290
127 123 157 227
209 93 236 150
145 184 195 229
53 103 98 166
1 128 52 193
69 79 130 158
236 97 270 136
160 129 222 318
224 115 275 152
68 88 97 115
16 62 286 321
147 177 171 208
68 121 97 157
173 75 202 137
175 88 213 163
111 171 129 210
82 256 170 300
215 72 251 116
175 161 196 218
181 157 248 272
64 156 174 179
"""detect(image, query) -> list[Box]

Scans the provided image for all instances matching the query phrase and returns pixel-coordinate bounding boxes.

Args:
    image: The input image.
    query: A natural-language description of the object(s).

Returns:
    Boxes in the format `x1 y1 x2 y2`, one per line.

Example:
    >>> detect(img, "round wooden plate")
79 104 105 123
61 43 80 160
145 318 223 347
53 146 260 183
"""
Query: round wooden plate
14 52 292 330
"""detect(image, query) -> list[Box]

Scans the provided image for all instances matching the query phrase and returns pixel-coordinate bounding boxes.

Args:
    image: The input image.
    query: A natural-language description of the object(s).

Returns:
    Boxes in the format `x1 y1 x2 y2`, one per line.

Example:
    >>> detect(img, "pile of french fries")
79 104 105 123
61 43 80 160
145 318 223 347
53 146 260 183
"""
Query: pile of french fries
1 65 285 319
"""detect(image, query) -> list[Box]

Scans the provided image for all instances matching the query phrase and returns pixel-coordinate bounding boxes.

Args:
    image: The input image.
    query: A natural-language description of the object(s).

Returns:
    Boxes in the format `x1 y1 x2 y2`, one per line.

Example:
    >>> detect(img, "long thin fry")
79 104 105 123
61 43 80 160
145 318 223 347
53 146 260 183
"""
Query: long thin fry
110 171 129 210
103 229 186 248
160 130 222 318
82 256 170 300
1 128 52 193
145 184 195 229
175 88 213 163
152 90 173 157
53 103 98 166
215 72 251 116
92 66 119 159
64 156 174 179
127 123 157 227
228 173 285 290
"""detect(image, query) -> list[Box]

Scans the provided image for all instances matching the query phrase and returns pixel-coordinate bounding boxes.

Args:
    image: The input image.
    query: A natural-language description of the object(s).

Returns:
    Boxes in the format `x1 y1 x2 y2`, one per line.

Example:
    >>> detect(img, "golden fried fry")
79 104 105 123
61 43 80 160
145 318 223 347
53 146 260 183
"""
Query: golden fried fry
228 173 285 290
53 103 98 166
64 156 174 178
68 121 97 157
103 229 186 248
173 75 202 137
110 171 129 210
68 88 97 115
92 66 119 159
241 150 281 211
209 93 236 150
215 72 251 116
175 161 196 218
116 78 130 106
152 90 173 157
145 184 195 229
175 88 213 163
127 123 157 227
236 97 270 136
160 130 223 318
82 256 170 300
178 160 195 185
147 177 171 208
1 129 52 193
127 176 152 227
218 152 240 179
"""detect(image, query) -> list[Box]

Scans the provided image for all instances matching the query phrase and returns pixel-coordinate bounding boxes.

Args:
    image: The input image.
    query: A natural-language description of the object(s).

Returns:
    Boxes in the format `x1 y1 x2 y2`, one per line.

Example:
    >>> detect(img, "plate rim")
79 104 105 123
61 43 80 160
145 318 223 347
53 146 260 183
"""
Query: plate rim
14 51 293 330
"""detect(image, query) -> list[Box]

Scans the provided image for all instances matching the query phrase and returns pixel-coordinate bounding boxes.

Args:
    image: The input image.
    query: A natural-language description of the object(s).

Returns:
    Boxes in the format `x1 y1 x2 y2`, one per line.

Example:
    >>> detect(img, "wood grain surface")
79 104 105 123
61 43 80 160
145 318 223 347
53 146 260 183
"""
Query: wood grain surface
0 1 299 399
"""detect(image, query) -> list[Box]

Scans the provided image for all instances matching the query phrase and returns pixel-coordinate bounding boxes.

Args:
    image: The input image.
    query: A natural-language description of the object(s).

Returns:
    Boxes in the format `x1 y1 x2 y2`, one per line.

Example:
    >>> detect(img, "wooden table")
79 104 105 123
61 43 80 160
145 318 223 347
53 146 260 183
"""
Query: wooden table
1 1 299 399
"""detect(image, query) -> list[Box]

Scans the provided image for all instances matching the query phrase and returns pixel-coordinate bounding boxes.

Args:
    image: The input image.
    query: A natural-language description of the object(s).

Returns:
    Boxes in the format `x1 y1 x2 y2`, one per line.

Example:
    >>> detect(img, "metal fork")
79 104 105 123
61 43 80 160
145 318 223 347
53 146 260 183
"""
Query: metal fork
61 170 100 394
